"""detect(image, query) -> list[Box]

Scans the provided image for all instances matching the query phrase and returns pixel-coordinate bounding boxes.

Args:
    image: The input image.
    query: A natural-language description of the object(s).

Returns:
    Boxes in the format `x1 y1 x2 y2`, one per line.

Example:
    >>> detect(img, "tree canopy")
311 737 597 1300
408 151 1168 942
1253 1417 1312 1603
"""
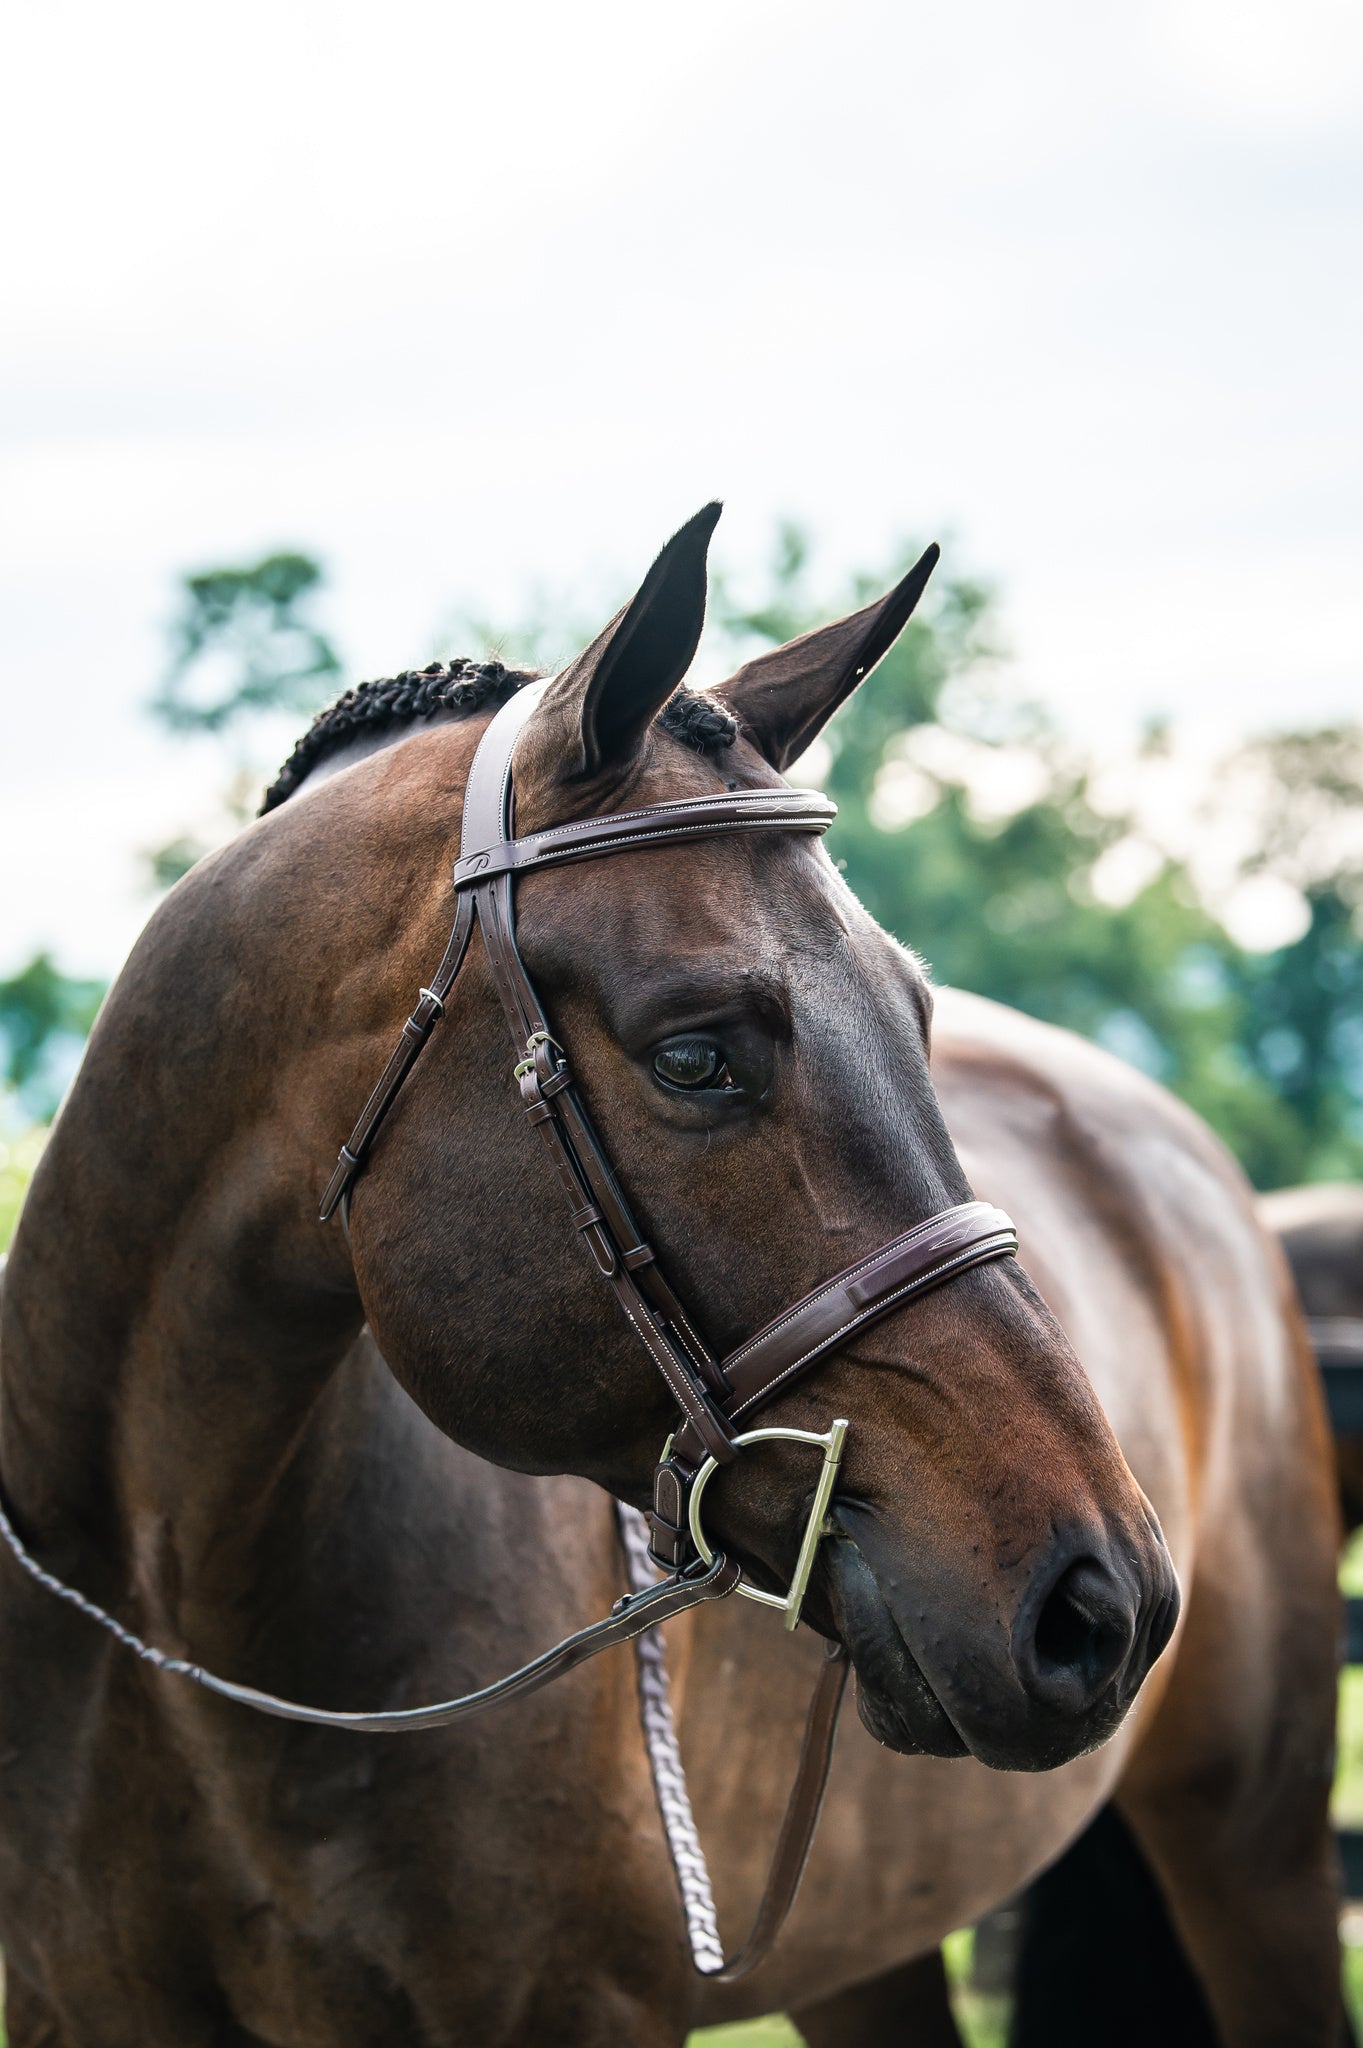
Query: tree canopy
5 530 1361 1226
704 528 1363 1189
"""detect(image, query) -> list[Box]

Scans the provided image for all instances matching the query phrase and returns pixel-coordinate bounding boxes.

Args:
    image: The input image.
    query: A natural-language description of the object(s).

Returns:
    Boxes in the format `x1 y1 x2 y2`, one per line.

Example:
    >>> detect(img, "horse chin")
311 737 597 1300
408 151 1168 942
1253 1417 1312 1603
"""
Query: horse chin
822 1533 969 1759
822 1525 1162 1773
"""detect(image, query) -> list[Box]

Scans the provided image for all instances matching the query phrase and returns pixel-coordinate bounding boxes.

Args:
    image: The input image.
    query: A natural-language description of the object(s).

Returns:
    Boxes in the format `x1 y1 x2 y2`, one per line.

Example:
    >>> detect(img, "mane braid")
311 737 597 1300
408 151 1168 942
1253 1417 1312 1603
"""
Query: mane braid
259 660 531 814
261 662 738 814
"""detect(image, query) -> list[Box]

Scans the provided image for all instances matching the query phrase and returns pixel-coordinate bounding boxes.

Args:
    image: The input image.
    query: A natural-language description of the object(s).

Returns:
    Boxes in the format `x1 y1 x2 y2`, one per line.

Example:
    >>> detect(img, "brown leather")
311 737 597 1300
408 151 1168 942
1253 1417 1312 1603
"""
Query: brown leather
709 1642 850 1981
319 891 475 1222
313 675 1020 1979
0 1485 742 1733
667 1202 1019 1468
451 785 838 888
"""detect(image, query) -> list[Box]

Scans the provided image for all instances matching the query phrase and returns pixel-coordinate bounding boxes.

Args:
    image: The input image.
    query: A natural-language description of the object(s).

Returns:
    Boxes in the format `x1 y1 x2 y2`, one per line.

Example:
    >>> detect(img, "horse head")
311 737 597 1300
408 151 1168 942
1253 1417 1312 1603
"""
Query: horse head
292 506 1178 1774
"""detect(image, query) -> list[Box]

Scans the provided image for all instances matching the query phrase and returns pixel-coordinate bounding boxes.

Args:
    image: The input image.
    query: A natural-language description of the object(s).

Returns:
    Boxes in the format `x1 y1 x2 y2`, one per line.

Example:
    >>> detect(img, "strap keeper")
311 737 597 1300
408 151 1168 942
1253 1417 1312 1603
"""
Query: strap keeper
319 1146 360 1223
570 1202 605 1233
647 1519 691 1572
621 1244 655 1271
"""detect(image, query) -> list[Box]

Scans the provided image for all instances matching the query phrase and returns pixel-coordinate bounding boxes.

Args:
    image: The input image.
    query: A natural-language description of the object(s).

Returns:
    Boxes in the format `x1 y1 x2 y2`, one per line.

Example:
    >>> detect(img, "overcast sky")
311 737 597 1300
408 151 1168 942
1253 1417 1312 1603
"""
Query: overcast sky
3 0 1361 976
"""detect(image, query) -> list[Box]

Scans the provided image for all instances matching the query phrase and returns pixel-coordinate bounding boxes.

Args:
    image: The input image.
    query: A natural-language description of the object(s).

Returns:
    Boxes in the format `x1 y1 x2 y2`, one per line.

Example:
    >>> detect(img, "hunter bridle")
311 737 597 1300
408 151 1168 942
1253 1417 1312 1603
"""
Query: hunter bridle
0 676 1018 1981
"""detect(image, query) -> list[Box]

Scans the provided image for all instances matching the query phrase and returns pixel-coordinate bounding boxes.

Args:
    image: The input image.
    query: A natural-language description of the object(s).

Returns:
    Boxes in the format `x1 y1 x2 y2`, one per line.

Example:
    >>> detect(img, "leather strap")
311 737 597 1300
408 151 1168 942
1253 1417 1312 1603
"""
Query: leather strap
710 1643 849 1980
461 694 740 1466
319 894 474 1222
665 1202 1018 1470
318 676 1018 1554
319 683 836 1231
0 1483 741 1732
301 676 1019 1979
452 786 837 888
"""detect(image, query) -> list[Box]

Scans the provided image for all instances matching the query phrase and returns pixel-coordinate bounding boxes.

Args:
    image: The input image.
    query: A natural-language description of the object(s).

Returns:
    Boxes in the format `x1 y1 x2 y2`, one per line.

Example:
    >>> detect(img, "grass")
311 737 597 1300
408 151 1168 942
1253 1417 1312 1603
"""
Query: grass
0 1119 45 1256
689 2024 801 2048
683 1931 1006 2048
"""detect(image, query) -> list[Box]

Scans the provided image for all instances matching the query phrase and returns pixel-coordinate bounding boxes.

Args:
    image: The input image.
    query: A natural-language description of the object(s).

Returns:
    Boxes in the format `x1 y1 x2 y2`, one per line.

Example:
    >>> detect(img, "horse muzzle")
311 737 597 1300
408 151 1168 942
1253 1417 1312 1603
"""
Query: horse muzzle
823 1506 1180 1771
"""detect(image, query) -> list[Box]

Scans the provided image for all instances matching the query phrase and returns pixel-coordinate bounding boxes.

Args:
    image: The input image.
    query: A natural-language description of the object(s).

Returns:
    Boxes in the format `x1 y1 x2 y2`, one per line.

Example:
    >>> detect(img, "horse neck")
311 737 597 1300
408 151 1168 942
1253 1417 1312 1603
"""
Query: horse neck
0 731 484 1611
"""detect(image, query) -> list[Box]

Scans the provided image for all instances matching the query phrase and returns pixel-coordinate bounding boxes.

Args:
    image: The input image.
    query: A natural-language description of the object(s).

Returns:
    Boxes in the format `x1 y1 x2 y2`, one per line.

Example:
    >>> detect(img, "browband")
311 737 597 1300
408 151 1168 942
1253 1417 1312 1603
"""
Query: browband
452 786 838 888
321 678 1018 1538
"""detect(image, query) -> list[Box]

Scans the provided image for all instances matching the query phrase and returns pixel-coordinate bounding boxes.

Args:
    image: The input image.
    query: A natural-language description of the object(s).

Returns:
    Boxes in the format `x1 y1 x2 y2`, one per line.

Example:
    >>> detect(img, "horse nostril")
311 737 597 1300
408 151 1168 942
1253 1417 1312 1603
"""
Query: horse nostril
1020 1557 1136 1712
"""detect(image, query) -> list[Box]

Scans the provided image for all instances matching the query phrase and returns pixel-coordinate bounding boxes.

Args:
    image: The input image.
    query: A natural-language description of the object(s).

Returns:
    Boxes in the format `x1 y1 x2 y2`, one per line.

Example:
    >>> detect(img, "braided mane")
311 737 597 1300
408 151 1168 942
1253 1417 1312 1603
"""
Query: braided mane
261 659 737 816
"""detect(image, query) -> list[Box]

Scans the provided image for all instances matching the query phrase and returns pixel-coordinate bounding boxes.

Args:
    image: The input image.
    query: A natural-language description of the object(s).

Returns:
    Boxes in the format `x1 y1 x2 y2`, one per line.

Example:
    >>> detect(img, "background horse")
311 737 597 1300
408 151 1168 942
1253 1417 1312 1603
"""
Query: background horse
0 510 1342 2044
953 1182 1363 2046
1263 1183 1363 1533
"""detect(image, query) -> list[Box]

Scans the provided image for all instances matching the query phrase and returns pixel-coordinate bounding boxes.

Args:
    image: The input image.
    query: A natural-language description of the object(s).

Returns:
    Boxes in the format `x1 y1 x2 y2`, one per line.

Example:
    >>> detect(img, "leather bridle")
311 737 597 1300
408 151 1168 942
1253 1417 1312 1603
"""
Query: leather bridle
321 680 1017 1547
0 676 1018 1982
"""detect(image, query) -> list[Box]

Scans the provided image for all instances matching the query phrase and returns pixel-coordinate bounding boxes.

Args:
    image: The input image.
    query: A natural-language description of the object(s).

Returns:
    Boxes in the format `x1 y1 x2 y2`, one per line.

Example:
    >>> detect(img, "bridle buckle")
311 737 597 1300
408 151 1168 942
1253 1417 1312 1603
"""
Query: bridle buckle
686 1419 849 1632
513 1029 565 1079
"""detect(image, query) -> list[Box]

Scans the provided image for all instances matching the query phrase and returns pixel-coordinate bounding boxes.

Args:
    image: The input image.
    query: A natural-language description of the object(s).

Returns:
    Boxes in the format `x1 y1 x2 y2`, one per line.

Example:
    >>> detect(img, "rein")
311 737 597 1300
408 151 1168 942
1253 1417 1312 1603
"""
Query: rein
0 678 1018 1981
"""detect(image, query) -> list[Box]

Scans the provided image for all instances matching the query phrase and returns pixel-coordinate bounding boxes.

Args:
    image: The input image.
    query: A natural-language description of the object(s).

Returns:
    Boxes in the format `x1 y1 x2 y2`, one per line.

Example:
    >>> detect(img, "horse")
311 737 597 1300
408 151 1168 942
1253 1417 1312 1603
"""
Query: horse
0 507 1343 2045
1262 1182 1363 1533
943 1182 1363 2047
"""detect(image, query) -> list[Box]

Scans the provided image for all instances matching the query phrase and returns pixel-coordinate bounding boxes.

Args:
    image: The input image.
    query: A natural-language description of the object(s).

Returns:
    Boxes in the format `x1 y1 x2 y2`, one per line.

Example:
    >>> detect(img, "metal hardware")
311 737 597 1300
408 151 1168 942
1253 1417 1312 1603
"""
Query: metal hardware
418 988 445 1015
687 1419 849 1631
513 1029 566 1079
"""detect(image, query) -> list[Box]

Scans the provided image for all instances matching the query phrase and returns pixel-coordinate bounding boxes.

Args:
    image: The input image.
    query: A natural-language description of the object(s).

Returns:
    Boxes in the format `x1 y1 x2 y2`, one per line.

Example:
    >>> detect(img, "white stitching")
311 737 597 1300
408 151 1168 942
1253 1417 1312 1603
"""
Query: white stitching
457 808 834 881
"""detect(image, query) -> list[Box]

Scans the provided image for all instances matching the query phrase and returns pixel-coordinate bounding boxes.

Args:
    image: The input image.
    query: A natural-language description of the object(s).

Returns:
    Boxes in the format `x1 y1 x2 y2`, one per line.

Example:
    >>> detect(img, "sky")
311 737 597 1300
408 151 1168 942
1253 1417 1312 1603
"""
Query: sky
3 0 1361 977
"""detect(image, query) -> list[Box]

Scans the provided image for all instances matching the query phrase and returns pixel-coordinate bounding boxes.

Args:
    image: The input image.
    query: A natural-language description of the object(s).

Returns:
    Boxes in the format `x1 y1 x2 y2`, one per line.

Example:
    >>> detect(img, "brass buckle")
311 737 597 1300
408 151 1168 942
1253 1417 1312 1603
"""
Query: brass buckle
686 1419 849 1632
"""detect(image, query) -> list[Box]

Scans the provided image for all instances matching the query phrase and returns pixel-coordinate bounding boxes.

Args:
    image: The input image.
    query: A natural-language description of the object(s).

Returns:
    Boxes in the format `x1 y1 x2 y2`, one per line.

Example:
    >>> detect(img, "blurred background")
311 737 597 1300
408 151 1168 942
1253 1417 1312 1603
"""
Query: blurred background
1 2 1362 2034
5 0 1362 1236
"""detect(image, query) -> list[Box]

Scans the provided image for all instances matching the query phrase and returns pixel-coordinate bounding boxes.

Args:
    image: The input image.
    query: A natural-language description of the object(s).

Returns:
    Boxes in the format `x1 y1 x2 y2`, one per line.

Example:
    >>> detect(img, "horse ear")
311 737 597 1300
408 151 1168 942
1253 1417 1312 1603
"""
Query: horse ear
541 502 722 780
717 543 940 773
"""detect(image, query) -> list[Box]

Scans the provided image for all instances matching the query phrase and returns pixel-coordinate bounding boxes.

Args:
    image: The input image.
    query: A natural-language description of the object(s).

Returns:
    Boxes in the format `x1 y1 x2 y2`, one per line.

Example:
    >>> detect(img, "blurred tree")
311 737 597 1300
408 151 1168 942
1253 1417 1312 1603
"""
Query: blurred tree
148 551 343 884
151 552 340 734
0 954 106 1120
8 532 1358 1208
707 529 1363 1189
1208 727 1363 1186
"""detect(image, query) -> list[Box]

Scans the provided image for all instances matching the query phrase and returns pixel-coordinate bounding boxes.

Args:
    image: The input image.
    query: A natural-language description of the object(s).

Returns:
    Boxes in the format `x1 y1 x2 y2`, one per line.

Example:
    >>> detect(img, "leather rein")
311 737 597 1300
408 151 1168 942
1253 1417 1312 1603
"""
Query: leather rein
0 677 1018 1982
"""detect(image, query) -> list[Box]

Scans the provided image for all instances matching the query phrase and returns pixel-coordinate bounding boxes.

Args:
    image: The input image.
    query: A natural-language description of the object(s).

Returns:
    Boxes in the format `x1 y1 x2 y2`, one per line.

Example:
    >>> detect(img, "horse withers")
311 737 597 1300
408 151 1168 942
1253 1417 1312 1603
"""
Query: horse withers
0 508 1343 2044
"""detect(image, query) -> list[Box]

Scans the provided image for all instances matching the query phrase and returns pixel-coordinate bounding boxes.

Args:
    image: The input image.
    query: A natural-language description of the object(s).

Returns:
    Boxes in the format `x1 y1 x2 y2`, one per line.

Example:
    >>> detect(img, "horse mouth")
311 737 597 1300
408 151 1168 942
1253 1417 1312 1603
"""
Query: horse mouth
820 1505 1178 1771
821 1526 970 1759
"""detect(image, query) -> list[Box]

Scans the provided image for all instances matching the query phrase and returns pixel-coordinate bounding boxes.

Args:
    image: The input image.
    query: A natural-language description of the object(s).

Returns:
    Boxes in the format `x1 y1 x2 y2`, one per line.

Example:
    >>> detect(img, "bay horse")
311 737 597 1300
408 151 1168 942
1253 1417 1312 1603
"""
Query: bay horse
0 507 1343 2045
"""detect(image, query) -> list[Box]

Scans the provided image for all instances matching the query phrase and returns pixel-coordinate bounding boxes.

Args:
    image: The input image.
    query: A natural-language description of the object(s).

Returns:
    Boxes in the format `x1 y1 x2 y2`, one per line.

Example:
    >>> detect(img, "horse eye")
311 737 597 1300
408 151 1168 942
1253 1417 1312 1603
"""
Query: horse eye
653 1040 726 1091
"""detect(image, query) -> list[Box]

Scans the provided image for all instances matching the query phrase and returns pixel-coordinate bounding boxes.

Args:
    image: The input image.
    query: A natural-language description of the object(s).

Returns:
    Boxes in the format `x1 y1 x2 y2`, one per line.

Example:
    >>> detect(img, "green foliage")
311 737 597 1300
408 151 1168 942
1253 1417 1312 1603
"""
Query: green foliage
0 953 106 1118
706 529 1363 1190
147 551 344 886
151 551 340 736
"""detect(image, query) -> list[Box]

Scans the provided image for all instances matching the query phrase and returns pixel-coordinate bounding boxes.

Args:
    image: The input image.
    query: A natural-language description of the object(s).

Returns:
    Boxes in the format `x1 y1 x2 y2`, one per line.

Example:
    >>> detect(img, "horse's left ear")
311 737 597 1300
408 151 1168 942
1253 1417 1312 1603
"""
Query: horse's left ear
717 543 939 772
540 502 722 780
